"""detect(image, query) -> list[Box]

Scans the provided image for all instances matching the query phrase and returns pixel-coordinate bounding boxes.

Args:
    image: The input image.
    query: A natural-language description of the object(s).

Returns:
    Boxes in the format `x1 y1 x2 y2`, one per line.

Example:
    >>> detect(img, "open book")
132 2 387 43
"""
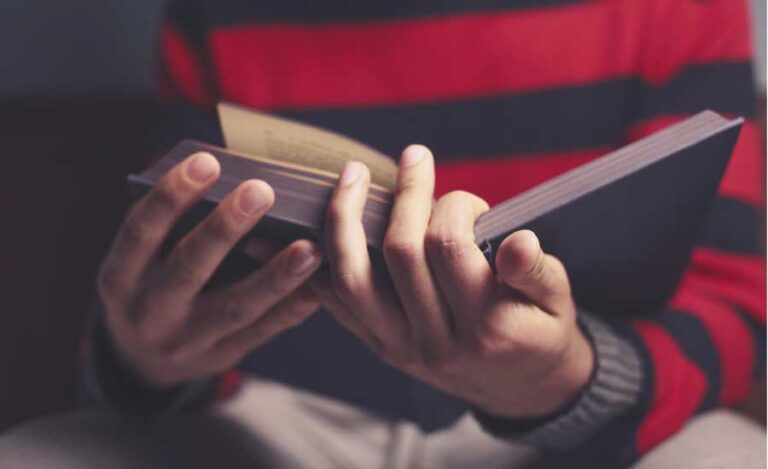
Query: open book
130 103 742 314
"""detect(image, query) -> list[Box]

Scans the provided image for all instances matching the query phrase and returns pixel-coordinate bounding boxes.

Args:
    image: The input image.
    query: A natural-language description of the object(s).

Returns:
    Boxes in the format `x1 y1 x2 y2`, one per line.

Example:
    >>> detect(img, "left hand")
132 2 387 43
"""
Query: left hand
249 145 595 418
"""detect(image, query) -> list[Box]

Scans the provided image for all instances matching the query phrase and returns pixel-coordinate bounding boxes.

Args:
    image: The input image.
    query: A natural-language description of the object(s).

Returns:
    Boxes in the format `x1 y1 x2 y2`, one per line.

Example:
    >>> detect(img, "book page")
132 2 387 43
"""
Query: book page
218 102 397 190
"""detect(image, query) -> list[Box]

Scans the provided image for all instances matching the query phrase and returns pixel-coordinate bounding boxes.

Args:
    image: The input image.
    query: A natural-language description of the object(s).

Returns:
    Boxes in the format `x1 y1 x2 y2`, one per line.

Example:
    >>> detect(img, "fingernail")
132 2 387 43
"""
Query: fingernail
339 161 364 187
187 153 218 182
287 246 318 275
400 145 427 168
239 182 269 214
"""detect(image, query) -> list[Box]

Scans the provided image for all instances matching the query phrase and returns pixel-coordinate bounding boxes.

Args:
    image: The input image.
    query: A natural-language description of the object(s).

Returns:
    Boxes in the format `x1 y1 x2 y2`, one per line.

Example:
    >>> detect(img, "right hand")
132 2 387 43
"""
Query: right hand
97 152 322 389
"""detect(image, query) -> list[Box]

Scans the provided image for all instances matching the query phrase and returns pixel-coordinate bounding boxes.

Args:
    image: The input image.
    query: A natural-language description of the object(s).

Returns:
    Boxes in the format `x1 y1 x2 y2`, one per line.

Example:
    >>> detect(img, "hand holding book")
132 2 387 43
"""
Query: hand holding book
300 145 594 418
122 103 742 403
97 152 323 390
130 104 742 315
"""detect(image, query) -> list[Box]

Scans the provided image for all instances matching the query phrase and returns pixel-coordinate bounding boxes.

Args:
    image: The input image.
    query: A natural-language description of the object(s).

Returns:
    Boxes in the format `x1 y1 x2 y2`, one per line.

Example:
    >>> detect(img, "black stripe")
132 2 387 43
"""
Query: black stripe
697 197 763 255
153 102 222 154
277 79 632 160
634 62 757 121
165 0 209 47
155 61 753 167
199 0 591 26
652 309 720 411
273 62 753 161
733 306 766 379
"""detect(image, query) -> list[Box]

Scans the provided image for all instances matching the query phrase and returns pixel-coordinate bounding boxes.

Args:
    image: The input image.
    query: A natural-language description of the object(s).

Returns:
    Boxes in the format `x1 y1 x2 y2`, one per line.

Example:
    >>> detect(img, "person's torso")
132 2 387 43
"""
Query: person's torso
193 0 646 429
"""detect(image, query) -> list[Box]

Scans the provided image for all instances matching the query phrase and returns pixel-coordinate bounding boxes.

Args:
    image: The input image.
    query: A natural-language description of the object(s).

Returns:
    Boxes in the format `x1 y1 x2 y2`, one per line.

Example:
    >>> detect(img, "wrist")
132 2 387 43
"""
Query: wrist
543 325 595 414
474 325 595 419
473 312 643 452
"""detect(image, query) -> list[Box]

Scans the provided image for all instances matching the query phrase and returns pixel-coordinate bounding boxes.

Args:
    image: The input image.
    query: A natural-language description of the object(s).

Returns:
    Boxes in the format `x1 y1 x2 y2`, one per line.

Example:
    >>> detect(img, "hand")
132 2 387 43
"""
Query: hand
97 152 322 389
310 146 594 418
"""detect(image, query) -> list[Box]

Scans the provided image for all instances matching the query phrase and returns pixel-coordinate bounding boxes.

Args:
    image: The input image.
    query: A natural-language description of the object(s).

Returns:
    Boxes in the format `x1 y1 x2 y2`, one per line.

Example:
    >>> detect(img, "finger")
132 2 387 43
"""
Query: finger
212 287 320 364
383 145 453 358
181 239 322 346
495 230 573 316
158 179 274 298
243 237 285 262
98 152 219 303
325 161 410 349
306 272 381 351
425 191 493 329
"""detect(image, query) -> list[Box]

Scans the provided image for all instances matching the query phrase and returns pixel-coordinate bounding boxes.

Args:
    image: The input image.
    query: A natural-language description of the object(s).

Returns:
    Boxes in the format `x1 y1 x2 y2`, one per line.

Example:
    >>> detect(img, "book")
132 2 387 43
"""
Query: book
130 103 743 315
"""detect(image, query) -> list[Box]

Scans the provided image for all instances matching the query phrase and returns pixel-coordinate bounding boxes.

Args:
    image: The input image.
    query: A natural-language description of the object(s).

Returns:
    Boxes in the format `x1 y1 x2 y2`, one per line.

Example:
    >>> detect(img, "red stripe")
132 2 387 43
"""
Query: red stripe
722 122 765 206
207 1 749 110
159 25 215 107
633 321 707 453
670 291 755 405
679 248 766 323
627 117 764 206
216 370 243 401
434 149 606 206
639 0 753 84
210 2 641 109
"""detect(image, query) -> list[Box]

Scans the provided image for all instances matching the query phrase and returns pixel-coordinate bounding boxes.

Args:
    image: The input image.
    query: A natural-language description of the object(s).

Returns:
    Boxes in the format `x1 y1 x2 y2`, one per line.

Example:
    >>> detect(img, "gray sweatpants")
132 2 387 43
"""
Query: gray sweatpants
0 377 764 468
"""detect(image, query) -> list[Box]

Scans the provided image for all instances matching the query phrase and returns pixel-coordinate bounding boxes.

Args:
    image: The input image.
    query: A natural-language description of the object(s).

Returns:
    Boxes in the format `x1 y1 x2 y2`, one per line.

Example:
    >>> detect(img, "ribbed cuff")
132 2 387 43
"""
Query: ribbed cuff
475 311 643 452
81 298 219 417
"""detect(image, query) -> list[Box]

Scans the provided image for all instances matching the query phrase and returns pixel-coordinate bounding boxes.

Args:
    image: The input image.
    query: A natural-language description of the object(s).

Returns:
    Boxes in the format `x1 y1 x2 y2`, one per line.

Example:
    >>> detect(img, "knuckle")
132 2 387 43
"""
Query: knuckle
149 182 183 218
121 215 162 248
332 271 366 302
220 298 247 327
424 230 473 259
259 264 292 296
524 257 547 285
167 248 207 287
547 255 570 286
382 236 423 266
202 211 240 245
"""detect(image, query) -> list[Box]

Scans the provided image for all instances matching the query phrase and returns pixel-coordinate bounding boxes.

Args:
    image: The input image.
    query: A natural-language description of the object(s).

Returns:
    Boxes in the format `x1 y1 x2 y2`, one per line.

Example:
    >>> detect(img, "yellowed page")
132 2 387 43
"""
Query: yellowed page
218 102 397 190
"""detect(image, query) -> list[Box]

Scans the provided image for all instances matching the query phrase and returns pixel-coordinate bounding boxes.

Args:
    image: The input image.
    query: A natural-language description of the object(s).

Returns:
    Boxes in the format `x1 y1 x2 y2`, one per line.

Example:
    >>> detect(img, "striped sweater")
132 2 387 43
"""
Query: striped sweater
87 0 766 466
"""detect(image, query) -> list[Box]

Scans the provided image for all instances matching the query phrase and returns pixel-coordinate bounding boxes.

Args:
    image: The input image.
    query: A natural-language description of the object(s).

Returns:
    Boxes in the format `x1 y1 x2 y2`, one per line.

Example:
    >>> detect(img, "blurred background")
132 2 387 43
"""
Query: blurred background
0 1 765 431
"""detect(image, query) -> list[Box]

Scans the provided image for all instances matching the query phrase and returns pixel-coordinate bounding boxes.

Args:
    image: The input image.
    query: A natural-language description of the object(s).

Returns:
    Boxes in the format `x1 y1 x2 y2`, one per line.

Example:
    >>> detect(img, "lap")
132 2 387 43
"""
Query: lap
0 378 404 469
633 409 766 469
0 378 763 469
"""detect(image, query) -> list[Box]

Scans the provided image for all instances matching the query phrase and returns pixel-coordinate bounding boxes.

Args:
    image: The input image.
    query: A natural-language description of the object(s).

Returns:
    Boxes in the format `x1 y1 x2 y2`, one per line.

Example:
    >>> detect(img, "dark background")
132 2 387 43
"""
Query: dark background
0 0 164 430
0 1 765 432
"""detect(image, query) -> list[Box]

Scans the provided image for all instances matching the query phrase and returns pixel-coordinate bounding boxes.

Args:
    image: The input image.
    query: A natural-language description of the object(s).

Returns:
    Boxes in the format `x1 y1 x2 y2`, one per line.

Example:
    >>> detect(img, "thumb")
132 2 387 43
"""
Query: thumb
495 230 573 316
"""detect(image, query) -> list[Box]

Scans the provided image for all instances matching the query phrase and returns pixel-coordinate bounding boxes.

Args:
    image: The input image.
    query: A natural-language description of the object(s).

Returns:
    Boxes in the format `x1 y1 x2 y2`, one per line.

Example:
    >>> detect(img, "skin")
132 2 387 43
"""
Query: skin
100 146 593 418
97 152 322 388
298 144 595 418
